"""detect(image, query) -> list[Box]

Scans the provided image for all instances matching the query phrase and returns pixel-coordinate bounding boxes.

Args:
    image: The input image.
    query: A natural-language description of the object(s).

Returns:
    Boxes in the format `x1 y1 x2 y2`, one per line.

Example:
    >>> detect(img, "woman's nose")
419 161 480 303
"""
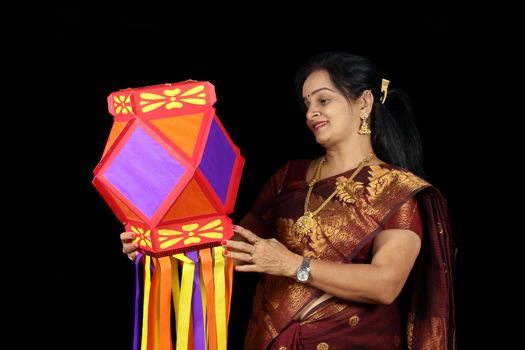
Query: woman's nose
307 111 320 119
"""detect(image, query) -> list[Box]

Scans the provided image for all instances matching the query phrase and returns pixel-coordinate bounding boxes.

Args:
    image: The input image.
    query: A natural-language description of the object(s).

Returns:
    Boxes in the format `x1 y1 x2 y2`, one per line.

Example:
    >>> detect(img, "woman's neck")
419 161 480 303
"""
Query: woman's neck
321 143 375 178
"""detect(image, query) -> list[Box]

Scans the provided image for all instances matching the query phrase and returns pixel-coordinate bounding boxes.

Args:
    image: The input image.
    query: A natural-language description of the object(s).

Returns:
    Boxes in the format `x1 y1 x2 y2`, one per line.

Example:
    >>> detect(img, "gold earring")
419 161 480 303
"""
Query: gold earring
358 113 371 134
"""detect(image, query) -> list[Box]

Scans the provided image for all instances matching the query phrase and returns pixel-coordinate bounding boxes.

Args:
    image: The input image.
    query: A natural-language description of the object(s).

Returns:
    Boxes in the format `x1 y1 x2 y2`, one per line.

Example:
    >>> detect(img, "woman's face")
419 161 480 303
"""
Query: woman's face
302 69 360 148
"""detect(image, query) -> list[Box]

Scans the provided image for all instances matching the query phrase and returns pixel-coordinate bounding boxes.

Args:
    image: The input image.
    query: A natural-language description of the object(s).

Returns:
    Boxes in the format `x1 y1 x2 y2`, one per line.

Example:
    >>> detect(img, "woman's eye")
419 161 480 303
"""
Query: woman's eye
319 98 329 104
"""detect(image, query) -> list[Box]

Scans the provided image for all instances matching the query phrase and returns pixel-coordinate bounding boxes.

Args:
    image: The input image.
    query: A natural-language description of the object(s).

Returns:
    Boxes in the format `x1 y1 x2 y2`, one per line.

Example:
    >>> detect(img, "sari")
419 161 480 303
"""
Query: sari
243 160 456 350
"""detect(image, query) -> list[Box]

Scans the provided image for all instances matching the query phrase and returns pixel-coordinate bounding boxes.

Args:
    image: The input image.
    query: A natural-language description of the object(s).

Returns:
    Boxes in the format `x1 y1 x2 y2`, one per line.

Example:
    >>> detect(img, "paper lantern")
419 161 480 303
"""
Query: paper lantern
92 80 244 350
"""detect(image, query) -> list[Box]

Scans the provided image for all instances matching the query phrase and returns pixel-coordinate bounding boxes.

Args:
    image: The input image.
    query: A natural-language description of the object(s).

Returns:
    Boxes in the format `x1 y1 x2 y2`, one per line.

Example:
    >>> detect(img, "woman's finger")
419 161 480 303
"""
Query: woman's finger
120 231 136 242
233 225 260 245
224 250 253 264
223 239 256 254
122 242 134 254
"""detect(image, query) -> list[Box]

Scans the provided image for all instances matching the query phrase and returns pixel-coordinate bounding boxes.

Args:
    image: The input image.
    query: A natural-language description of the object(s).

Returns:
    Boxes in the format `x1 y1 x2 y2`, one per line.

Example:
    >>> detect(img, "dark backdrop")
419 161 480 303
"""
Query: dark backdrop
45 6 495 349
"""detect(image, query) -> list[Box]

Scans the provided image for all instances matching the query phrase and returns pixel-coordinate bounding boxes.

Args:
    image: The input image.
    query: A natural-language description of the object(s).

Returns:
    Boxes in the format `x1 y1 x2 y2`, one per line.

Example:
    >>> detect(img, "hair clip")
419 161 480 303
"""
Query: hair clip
380 79 390 104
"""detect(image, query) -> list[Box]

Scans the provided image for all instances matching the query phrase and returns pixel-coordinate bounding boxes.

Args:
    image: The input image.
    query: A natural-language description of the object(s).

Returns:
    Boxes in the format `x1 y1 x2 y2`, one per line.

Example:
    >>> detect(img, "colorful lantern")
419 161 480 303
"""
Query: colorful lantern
93 80 244 350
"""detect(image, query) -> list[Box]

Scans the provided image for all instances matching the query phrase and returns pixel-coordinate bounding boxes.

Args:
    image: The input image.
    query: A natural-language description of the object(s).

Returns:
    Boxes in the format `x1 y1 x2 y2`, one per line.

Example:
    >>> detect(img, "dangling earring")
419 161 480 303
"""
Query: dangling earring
358 113 371 135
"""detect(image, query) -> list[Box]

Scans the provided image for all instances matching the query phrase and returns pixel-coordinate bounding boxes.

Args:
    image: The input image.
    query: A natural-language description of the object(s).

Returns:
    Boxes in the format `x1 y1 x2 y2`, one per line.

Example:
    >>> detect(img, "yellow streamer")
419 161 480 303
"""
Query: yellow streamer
174 253 195 350
213 246 227 350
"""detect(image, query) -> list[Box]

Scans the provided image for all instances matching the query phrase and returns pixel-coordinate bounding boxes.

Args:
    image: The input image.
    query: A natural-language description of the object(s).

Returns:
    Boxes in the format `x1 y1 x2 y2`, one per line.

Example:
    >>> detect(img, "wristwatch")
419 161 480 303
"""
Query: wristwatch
295 257 311 283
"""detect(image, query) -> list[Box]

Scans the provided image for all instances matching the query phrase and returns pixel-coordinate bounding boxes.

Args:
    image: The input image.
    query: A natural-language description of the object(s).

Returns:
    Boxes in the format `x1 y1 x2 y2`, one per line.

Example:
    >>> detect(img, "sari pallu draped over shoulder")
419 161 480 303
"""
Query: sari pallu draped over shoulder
243 163 456 350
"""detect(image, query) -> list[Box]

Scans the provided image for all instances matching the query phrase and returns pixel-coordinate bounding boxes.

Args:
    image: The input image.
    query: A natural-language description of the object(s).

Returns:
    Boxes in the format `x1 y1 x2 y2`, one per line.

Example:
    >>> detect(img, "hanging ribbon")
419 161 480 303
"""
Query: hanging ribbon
171 256 181 327
188 251 206 350
147 258 161 349
140 255 152 350
173 253 195 350
200 249 217 350
158 257 173 350
213 246 228 350
130 245 233 349
133 253 144 350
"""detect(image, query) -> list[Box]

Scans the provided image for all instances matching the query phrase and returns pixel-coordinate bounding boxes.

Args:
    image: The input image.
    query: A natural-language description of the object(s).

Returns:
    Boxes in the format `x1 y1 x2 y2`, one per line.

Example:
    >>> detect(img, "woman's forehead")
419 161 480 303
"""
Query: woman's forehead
303 70 335 97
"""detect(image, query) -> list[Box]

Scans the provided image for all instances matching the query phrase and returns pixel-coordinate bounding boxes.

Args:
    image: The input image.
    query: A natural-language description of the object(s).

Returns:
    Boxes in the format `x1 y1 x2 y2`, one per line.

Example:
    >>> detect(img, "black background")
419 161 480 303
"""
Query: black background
44 5 500 349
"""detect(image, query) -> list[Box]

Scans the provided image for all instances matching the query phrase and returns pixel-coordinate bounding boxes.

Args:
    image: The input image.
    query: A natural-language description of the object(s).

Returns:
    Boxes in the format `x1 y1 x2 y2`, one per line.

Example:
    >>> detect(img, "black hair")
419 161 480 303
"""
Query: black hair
294 51 426 178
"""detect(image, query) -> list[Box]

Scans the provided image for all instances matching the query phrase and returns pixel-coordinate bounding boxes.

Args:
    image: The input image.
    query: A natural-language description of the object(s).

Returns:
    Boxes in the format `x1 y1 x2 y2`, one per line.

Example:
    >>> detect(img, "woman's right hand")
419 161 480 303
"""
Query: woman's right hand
120 231 138 261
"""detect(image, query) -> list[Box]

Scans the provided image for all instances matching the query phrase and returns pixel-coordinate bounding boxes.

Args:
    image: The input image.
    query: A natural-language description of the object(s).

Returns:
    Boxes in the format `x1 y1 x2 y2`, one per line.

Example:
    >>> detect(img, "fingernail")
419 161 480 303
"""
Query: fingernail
221 240 227 246
130 233 136 239
232 225 239 231
133 242 139 248
223 250 229 256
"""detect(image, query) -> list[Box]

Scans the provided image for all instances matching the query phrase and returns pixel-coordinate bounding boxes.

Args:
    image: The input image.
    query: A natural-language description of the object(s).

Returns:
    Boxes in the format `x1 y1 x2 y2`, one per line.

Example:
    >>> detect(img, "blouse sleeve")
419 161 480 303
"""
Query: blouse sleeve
383 196 423 238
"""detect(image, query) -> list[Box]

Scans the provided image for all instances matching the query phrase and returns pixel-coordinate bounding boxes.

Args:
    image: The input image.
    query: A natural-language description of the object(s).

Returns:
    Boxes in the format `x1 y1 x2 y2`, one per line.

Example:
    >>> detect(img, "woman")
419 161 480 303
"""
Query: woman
223 52 456 349
122 52 456 350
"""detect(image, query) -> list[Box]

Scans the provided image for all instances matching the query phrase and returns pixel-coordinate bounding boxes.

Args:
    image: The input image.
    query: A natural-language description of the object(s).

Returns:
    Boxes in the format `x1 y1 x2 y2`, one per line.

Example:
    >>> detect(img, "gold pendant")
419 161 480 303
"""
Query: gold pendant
294 212 315 237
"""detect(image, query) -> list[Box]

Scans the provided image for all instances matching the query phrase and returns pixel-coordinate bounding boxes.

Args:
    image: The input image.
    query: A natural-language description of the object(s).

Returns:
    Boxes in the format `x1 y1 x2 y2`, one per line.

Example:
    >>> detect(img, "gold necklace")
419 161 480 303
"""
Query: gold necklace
293 152 375 237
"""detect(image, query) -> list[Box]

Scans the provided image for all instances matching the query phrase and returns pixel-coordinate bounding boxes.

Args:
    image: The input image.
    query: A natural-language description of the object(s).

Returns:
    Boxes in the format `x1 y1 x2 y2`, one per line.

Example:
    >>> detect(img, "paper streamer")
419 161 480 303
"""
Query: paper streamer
130 247 232 349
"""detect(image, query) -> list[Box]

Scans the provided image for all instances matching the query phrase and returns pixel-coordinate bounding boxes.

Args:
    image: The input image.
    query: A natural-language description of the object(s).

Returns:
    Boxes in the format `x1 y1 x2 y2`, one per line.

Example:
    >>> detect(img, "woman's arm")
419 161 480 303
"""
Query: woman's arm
306 228 420 304
224 226 421 304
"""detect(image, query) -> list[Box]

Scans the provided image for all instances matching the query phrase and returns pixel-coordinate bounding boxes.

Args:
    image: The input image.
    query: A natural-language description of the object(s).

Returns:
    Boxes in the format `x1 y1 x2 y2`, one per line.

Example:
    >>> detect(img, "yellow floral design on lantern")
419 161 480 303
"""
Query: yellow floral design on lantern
139 85 207 113
158 219 224 249
113 94 134 115
131 225 152 248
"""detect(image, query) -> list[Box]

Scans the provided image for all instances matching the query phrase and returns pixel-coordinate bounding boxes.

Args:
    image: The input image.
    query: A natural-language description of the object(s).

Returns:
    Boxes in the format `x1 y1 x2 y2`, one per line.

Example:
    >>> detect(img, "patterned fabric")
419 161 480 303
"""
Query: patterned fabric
243 161 456 350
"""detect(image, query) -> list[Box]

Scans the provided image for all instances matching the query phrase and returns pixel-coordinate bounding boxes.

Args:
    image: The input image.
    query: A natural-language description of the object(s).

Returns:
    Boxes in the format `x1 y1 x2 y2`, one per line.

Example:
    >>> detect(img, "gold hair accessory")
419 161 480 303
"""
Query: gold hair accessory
293 152 375 238
380 78 390 104
358 113 371 135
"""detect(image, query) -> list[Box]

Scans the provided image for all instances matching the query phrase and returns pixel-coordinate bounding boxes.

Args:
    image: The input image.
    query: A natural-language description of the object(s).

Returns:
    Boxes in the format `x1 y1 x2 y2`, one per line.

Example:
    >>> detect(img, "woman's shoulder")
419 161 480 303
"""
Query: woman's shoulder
268 158 315 192
364 162 431 189
359 163 437 213
265 159 311 187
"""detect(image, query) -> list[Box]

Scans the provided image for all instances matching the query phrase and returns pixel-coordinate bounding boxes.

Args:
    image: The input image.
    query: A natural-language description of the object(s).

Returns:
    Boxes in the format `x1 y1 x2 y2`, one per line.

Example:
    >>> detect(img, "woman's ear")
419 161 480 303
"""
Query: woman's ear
359 90 374 115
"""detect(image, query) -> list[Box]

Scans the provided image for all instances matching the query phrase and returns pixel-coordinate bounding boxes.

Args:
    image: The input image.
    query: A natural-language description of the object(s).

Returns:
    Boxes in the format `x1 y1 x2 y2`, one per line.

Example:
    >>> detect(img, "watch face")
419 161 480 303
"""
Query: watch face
297 269 309 282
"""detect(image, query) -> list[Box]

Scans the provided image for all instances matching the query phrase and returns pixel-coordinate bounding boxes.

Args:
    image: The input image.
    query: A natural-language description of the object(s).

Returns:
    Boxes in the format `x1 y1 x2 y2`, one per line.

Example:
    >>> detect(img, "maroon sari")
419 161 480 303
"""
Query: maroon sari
243 161 456 350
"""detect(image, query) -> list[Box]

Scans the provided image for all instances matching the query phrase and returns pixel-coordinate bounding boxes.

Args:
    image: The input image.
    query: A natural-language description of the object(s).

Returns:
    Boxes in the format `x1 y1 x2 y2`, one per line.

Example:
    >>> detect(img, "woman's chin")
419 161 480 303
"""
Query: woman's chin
314 134 329 146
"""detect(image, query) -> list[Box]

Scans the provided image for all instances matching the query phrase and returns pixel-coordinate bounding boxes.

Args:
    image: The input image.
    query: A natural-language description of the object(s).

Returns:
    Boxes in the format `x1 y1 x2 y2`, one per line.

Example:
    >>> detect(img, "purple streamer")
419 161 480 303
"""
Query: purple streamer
188 251 205 350
133 253 143 350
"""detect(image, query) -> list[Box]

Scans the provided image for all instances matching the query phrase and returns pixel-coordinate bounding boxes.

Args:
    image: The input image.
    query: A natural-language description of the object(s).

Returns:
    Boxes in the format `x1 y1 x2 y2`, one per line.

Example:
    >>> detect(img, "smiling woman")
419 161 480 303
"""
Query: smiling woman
223 52 456 350
120 51 457 350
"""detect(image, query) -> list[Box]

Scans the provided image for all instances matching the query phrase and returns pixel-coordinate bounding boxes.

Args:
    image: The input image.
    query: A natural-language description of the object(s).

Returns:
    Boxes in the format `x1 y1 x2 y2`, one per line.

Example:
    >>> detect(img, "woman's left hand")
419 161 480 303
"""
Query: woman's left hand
223 225 302 277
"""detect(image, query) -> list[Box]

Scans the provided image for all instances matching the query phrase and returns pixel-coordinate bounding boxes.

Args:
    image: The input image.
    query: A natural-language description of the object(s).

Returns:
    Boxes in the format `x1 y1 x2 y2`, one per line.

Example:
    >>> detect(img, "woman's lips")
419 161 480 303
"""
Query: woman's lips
312 121 328 131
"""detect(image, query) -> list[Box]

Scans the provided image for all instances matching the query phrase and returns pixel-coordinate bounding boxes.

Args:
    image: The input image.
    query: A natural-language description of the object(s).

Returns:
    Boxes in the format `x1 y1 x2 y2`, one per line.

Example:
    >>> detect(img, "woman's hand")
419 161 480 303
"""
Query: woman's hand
223 225 302 278
120 231 138 261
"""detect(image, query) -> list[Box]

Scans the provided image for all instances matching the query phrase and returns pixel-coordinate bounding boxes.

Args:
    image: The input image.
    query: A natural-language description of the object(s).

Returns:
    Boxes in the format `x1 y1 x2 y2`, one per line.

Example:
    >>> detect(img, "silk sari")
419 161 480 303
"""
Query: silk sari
243 161 456 350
